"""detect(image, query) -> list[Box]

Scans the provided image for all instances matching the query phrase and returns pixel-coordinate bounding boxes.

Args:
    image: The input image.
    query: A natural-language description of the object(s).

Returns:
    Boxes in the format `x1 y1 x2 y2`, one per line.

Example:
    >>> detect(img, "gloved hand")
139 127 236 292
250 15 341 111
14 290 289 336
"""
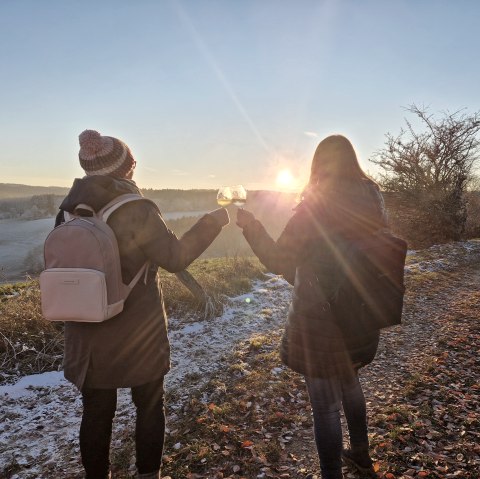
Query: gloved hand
208 207 230 227
236 208 256 228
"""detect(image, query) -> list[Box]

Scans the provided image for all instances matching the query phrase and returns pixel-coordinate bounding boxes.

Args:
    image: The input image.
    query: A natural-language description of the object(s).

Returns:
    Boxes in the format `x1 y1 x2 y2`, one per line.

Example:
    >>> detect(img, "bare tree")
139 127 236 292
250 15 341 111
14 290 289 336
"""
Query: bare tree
372 105 480 243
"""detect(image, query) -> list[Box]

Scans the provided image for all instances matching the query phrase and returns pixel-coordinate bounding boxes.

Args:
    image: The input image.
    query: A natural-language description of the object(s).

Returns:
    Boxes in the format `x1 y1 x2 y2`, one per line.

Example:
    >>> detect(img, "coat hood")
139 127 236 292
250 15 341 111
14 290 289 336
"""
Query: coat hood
59 175 141 214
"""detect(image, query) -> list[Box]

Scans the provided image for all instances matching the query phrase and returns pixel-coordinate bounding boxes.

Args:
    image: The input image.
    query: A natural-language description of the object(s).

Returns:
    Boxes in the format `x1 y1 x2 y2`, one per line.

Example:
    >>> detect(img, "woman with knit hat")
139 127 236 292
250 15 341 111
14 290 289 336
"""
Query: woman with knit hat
236 135 385 479
57 130 229 479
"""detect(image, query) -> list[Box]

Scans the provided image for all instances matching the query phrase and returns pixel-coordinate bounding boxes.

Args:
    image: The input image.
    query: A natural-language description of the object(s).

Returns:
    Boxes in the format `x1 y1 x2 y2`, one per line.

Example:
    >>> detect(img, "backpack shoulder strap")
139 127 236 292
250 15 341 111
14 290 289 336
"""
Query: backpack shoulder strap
99 194 159 222
99 193 143 222
63 203 95 222
97 194 160 289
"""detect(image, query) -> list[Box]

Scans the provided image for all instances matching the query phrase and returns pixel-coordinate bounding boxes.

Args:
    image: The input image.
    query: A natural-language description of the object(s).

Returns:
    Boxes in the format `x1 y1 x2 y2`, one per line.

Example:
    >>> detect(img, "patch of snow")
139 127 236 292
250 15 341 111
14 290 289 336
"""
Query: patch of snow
405 240 480 274
165 276 291 399
0 371 65 399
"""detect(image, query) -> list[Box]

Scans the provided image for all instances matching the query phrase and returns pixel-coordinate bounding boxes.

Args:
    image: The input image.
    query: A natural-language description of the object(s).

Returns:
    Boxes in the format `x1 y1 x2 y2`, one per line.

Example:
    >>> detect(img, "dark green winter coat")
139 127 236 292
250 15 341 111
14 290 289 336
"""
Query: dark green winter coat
57 176 222 390
242 179 387 378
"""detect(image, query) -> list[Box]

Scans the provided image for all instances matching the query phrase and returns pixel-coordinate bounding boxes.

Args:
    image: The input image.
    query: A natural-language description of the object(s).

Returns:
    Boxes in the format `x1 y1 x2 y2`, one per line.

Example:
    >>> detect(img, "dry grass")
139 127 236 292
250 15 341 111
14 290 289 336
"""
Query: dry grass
0 257 266 383
0 282 64 382
159 256 266 317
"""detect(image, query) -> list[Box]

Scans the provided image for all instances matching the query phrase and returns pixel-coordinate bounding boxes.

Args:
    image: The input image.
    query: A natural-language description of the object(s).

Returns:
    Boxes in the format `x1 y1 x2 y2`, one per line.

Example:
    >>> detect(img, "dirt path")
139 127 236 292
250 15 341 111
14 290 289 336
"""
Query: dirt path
279 246 480 478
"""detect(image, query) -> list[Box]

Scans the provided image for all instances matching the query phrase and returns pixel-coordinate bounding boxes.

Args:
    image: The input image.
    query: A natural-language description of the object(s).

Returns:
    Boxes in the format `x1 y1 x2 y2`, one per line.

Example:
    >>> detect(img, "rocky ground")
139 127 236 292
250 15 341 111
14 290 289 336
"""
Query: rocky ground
1 241 479 479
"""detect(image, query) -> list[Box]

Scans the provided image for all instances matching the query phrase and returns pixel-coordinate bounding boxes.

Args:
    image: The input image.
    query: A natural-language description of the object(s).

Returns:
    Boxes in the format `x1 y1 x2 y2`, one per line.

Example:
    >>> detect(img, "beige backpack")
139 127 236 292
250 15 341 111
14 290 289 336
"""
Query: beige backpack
40 194 156 322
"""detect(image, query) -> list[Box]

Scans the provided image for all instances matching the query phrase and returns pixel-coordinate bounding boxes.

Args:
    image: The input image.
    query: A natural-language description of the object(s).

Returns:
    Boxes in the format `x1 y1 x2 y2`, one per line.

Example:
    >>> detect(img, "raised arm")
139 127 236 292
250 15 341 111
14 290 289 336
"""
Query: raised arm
238 209 307 285
134 203 228 273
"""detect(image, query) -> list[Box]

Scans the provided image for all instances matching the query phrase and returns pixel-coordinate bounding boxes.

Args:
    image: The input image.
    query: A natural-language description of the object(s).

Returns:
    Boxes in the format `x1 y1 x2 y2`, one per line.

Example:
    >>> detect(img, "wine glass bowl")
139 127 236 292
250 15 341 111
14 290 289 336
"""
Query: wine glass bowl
230 185 247 207
217 187 232 207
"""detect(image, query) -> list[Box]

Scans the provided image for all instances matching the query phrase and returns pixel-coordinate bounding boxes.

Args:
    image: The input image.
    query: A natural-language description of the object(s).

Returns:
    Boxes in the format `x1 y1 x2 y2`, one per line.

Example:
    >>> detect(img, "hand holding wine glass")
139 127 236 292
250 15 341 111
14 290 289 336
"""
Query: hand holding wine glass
216 184 253 227
217 184 250 227
236 207 255 228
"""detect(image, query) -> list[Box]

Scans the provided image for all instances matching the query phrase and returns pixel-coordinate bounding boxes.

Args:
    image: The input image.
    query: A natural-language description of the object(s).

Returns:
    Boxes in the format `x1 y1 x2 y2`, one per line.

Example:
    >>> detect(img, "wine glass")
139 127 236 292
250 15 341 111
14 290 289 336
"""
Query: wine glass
217 186 232 207
230 185 247 207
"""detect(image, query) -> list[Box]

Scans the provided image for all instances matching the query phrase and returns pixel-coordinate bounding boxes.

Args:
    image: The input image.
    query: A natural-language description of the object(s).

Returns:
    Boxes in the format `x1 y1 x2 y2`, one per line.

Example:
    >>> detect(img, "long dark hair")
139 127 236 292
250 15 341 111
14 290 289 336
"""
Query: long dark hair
299 135 386 239
302 135 375 202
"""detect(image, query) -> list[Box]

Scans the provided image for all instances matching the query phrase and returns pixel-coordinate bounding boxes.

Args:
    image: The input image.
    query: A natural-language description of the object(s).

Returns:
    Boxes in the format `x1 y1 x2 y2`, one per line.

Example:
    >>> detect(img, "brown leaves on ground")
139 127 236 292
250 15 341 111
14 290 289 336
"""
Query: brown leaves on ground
161 266 479 479
162 332 316 478
367 286 480 478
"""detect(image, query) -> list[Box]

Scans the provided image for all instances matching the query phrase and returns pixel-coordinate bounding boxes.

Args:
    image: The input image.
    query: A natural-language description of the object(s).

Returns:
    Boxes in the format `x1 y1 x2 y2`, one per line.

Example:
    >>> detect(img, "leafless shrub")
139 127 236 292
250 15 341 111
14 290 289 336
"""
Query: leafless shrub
372 105 480 246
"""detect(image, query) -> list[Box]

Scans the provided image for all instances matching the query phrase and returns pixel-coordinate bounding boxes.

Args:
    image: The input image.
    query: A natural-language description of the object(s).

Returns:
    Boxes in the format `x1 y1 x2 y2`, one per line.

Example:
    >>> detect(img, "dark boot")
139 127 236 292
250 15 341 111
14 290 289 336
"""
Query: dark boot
136 471 161 479
342 446 377 478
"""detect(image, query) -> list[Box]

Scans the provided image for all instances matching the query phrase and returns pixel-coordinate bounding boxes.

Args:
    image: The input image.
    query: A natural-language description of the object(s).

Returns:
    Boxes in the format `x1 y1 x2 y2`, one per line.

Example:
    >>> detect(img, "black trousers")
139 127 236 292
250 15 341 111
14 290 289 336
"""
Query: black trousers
305 373 369 479
80 377 165 479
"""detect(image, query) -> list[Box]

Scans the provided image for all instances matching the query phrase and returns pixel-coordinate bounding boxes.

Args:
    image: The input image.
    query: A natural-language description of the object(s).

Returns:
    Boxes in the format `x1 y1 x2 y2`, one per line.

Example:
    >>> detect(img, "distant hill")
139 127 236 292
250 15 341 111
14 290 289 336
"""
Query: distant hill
0 183 297 215
0 183 70 198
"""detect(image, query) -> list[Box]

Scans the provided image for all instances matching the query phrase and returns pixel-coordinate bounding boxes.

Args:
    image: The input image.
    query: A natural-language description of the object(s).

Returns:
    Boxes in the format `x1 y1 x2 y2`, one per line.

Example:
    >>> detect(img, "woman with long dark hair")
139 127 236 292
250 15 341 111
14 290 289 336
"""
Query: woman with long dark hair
236 135 385 479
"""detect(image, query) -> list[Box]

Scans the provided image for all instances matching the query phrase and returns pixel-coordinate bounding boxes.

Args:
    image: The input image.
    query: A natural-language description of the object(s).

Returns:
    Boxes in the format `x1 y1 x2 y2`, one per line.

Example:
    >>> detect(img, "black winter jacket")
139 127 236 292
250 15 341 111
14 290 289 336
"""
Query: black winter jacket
57 175 222 390
242 179 387 378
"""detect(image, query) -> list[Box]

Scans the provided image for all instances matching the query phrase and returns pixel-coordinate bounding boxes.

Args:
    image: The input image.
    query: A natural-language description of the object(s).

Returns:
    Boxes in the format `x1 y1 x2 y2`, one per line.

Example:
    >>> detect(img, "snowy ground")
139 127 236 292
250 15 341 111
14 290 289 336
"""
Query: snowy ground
0 274 292 479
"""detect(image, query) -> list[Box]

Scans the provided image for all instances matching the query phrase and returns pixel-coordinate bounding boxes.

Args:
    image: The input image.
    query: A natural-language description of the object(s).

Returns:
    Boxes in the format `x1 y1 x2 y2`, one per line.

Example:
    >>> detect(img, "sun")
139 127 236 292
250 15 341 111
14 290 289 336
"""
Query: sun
276 169 295 188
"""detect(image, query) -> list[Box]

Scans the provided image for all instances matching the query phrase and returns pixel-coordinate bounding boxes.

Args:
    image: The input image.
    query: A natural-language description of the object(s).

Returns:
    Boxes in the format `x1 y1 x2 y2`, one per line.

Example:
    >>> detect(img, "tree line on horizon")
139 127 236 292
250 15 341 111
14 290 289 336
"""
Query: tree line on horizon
2 104 480 249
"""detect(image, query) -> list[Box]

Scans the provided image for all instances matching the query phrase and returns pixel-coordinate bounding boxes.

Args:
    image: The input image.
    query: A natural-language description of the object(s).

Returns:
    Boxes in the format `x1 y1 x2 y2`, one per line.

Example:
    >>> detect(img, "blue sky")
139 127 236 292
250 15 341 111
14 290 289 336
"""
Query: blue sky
1 0 479 190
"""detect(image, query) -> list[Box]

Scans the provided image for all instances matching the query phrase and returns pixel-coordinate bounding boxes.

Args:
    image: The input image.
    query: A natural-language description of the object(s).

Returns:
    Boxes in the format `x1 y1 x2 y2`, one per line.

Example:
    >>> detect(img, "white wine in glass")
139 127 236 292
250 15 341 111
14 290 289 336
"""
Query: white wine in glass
231 185 247 207
217 186 232 207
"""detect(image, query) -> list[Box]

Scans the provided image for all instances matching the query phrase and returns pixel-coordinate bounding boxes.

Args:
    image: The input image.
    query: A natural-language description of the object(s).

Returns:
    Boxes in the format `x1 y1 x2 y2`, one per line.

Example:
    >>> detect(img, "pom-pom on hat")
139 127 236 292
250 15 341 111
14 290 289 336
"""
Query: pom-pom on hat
78 130 136 178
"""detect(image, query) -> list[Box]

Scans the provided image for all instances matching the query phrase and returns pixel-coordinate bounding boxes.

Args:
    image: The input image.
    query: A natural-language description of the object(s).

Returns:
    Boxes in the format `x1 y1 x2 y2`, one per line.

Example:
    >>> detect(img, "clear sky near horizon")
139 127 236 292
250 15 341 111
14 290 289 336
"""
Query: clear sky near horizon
1 0 479 191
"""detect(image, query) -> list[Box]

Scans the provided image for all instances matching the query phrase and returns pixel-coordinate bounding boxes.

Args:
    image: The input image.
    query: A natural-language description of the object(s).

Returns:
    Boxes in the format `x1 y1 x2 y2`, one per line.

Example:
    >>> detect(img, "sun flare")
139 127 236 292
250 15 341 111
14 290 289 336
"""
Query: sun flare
276 169 295 188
